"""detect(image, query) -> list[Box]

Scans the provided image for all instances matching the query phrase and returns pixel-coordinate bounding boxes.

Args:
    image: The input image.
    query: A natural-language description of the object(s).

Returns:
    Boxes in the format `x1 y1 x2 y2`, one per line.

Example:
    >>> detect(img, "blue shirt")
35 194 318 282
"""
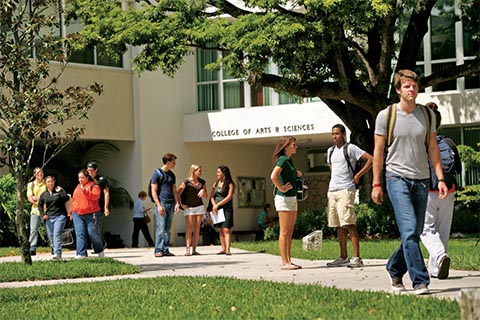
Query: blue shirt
150 169 176 203
132 198 146 218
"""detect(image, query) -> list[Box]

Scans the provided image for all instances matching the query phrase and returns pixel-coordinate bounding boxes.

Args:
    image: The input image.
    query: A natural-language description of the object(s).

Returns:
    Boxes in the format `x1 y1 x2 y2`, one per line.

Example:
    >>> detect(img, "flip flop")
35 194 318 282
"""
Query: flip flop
184 252 191 256
192 251 201 256
155 252 163 257
217 251 226 255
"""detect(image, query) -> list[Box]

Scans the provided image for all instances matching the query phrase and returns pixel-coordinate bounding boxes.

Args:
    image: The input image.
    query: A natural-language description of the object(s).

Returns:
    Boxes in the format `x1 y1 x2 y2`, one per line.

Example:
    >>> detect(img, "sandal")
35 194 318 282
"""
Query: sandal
225 252 232 256
292 263 302 269
192 251 201 256
217 251 226 255
184 252 191 256
155 252 163 257
280 264 300 271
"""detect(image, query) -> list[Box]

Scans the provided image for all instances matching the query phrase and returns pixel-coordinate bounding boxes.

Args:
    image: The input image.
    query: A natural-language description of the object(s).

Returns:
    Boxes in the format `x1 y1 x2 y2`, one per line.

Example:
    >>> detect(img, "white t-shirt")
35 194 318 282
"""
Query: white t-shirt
327 143 365 191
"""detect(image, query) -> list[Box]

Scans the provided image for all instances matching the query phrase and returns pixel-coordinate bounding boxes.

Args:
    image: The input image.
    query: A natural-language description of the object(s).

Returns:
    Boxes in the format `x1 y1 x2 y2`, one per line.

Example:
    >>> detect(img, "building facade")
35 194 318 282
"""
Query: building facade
11 1 479 247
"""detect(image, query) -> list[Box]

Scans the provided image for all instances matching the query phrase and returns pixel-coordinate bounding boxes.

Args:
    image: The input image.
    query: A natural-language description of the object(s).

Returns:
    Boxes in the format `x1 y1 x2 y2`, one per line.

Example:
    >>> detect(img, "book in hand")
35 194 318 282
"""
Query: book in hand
210 208 226 224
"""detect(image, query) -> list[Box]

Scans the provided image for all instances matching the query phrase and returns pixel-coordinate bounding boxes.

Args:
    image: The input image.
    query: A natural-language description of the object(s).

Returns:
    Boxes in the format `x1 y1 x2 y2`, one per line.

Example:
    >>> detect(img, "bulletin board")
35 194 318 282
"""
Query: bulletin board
237 177 266 208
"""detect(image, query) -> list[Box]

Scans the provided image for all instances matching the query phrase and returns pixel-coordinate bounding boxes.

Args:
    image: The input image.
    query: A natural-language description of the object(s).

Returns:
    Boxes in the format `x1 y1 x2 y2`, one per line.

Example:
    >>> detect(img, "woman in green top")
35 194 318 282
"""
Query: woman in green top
271 136 303 270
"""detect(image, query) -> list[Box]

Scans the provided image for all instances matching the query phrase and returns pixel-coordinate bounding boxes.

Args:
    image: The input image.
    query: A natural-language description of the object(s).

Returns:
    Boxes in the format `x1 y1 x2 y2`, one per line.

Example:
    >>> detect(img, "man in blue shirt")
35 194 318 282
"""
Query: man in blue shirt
150 153 180 257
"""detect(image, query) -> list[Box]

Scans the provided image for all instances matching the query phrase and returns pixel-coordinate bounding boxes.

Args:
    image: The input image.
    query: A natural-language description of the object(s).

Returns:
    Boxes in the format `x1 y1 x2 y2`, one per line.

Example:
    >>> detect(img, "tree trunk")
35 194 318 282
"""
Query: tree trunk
15 173 32 265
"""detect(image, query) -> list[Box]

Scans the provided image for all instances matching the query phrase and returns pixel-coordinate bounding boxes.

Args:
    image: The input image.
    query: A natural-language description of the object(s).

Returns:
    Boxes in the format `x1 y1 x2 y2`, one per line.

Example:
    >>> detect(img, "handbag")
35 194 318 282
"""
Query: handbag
144 213 151 224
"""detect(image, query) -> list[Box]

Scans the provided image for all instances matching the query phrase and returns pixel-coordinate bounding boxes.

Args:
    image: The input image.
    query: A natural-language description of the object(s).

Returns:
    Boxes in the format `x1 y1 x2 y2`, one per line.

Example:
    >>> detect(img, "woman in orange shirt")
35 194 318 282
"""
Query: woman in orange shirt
70 169 104 258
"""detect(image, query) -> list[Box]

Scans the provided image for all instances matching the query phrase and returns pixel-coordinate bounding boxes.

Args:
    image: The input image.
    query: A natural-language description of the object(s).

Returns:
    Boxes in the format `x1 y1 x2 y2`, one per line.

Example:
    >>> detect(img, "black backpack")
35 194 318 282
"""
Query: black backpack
148 168 164 203
429 136 462 190
328 142 363 188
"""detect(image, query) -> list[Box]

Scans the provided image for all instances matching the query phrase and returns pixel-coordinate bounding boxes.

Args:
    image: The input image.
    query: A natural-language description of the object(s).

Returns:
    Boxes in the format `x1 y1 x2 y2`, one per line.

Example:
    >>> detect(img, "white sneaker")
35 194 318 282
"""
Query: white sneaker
347 257 364 268
98 251 105 258
74 255 86 259
326 257 350 267
413 284 429 295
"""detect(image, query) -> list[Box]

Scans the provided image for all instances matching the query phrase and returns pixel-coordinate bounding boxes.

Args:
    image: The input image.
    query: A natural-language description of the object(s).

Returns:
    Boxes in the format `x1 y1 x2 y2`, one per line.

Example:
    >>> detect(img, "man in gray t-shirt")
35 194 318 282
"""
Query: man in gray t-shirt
371 69 448 295
326 124 372 268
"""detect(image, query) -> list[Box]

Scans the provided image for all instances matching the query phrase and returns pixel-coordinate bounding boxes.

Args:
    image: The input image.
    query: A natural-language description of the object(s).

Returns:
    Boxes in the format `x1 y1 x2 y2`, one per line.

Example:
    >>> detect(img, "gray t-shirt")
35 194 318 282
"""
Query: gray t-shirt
375 104 436 179
327 143 365 191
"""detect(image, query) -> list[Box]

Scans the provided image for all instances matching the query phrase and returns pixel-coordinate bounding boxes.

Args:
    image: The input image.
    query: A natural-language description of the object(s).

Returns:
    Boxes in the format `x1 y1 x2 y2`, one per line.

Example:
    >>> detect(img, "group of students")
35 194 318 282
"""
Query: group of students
144 153 235 257
320 70 460 295
269 70 460 295
27 162 109 260
26 70 458 293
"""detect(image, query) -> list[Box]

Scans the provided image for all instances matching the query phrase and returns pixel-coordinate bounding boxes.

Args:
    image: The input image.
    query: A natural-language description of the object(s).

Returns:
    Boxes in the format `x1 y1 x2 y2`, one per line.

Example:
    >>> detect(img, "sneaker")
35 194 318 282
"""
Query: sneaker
413 284 429 295
326 257 350 267
98 251 105 258
348 257 364 268
437 255 450 280
74 255 86 259
52 255 62 261
391 277 405 294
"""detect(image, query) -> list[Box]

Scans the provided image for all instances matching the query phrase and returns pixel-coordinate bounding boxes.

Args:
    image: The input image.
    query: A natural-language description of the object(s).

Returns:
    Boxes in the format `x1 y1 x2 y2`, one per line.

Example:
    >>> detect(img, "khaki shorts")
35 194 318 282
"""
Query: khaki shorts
274 195 298 212
327 189 356 227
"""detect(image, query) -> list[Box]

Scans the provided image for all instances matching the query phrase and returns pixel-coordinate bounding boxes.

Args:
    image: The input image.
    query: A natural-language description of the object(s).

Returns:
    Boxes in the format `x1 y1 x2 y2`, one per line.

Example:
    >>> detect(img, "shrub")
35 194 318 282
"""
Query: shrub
355 201 399 238
263 224 279 241
293 206 332 239
451 201 480 234
0 174 48 247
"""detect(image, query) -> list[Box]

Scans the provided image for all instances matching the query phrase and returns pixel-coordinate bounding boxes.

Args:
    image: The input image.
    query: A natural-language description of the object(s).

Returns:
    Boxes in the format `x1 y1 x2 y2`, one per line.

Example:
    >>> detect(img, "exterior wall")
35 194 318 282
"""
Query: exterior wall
50 63 135 141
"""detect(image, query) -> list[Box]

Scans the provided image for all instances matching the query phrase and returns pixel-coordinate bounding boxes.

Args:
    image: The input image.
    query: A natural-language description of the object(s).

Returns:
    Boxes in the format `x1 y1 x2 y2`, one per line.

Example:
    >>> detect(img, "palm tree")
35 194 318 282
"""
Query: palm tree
30 140 133 208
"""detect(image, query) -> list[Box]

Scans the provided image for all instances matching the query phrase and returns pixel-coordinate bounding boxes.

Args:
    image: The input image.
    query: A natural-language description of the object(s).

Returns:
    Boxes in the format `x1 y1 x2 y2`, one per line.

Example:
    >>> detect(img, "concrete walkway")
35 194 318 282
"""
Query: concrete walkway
1 246 479 301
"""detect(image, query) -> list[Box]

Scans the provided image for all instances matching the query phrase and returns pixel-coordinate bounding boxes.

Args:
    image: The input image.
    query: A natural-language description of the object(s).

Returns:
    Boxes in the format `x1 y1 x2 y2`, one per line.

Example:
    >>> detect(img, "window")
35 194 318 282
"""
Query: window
197 48 219 111
417 0 479 91
307 149 330 173
430 0 456 61
196 48 309 111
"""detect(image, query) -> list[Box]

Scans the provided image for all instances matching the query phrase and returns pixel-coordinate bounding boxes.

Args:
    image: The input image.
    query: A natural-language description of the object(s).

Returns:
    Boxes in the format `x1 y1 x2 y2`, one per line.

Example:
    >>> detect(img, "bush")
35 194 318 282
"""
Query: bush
355 201 399 238
263 224 279 241
451 201 480 234
293 206 332 239
0 174 48 247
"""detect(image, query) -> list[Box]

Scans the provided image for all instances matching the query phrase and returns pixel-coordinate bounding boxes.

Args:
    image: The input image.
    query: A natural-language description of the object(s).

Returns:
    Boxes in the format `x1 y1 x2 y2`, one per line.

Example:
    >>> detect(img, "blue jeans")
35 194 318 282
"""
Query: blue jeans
46 215 67 256
154 201 174 255
72 211 104 257
29 214 42 251
386 172 430 288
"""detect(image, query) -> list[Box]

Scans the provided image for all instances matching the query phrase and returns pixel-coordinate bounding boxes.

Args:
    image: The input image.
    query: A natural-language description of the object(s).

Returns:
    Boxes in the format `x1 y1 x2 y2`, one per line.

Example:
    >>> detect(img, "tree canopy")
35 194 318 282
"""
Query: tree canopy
0 0 102 264
71 0 479 149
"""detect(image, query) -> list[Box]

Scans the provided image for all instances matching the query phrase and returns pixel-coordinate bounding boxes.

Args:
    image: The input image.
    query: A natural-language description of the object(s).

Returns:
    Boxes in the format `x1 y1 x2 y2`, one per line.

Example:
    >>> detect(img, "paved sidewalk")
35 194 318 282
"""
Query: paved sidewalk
1 246 479 301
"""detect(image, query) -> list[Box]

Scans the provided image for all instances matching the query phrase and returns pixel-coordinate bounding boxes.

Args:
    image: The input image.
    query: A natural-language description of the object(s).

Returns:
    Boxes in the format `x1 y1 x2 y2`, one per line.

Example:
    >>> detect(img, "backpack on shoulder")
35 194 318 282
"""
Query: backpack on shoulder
430 136 461 190
148 168 164 203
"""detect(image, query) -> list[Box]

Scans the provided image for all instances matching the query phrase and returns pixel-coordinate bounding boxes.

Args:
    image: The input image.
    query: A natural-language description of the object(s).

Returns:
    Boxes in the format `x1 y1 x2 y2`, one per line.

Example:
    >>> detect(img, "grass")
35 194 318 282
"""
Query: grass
0 276 460 319
0 240 476 319
0 258 139 282
232 238 480 271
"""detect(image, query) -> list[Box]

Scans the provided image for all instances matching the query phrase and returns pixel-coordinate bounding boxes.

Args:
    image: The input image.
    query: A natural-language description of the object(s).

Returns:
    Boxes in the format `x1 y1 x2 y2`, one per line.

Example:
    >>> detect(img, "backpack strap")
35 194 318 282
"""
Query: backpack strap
386 104 396 147
343 143 355 175
327 145 334 164
386 103 431 148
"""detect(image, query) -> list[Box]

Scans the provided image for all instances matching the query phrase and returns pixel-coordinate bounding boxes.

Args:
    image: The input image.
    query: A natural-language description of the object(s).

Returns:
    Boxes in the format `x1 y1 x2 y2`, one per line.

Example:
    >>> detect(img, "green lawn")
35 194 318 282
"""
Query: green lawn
0 239 476 319
0 276 460 319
